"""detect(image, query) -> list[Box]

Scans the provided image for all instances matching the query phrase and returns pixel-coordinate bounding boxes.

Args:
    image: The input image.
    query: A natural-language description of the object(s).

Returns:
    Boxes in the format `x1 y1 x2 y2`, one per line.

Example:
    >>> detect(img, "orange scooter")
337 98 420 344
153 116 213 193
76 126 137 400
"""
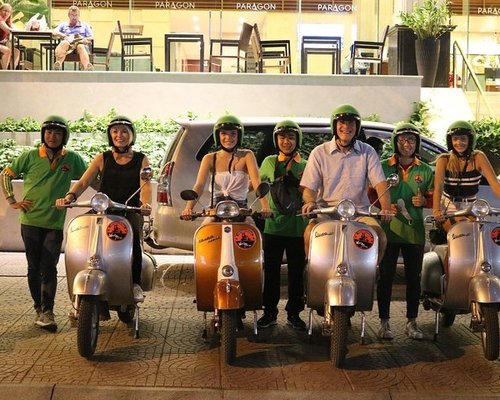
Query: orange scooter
180 183 269 364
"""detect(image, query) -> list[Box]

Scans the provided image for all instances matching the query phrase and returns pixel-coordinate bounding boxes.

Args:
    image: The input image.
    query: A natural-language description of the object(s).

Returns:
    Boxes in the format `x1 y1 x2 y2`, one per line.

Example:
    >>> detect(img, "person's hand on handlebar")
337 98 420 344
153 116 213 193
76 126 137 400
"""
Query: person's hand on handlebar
379 207 394 223
140 203 152 216
301 201 317 215
181 206 194 221
55 192 77 209
432 209 444 222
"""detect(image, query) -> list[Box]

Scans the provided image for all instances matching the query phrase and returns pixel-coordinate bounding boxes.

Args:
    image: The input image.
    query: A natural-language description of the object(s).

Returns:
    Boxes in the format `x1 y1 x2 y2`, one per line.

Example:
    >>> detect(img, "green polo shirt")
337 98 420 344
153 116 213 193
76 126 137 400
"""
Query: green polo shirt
381 155 434 245
6 145 87 230
260 154 308 237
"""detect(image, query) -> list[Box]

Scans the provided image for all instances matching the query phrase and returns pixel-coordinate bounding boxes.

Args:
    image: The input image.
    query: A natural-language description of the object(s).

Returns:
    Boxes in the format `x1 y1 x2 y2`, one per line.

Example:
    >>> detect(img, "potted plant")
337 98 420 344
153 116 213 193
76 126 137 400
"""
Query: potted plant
400 0 451 87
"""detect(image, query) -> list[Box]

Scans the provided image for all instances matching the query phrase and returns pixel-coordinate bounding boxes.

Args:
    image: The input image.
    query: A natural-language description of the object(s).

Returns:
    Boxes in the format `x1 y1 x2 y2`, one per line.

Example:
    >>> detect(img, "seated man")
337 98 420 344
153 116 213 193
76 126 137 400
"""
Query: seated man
53 6 93 71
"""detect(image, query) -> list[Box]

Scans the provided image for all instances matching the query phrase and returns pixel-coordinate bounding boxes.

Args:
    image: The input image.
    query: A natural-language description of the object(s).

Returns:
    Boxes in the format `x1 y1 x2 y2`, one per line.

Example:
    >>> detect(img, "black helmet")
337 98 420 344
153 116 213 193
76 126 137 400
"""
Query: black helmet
107 116 136 147
41 115 70 146
446 120 476 157
213 114 244 148
392 122 421 156
331 104 362 142
273 119 302 151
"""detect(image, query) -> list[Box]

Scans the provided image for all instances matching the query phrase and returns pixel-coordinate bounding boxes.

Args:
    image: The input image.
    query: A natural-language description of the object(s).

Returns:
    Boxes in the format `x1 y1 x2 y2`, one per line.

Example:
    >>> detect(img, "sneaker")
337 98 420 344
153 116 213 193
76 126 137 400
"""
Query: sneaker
36 310 57 331
287 314 307 331
133 284 145 303
405 320 424 340
85 63 94 71
378 320 394 340
237 317 244 332
34 307 42 325
257 313 277 329
53 61 62 71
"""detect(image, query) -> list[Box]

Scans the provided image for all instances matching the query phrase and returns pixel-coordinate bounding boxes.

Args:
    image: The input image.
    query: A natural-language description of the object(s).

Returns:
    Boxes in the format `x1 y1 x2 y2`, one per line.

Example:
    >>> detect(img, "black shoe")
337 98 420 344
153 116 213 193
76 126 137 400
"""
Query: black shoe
237 317 244 331
287 314 306 331
257 313 277 328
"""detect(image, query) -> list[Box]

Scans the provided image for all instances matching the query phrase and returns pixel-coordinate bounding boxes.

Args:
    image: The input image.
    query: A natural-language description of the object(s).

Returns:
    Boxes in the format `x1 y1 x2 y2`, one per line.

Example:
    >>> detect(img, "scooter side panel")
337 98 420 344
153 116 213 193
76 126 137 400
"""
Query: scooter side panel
194 223 263 312
141 252 157 292
307 220 378 311
65 214 134 305
445 221 478 309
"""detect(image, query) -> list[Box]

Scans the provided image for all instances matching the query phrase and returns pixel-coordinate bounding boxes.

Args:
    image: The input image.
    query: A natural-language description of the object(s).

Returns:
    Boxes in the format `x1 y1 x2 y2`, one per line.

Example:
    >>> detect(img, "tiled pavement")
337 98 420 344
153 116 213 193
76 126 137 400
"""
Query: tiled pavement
0 252 500 400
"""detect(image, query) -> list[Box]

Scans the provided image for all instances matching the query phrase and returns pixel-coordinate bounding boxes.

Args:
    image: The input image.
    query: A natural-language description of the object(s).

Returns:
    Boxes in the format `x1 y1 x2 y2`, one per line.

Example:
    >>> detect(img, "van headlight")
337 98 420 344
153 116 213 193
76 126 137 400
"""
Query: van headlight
471 200 490 218
215 200 239 218
337 199 356 219
91 193 110 213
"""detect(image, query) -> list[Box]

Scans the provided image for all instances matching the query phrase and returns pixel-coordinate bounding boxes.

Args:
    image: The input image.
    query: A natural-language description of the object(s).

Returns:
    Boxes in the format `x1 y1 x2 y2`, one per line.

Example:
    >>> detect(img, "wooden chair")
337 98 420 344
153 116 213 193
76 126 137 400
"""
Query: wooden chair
116 20 153 71
209 22 253 73
62 39 94 70
350 25 389 75
93 31 115 71
251 24 291 74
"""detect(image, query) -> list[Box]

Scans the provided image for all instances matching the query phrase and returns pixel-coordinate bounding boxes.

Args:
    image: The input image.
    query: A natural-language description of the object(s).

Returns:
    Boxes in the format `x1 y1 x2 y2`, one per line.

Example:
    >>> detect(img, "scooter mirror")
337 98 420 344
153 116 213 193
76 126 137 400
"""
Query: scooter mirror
140 167 153 181
255 182 270 199
181 189 198 201
386 173 399 187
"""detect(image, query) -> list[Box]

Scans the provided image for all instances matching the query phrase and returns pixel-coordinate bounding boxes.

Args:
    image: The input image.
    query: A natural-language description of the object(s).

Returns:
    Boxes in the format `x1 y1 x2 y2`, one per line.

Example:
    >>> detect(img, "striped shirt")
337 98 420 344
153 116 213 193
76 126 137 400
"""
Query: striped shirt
443 168 482 201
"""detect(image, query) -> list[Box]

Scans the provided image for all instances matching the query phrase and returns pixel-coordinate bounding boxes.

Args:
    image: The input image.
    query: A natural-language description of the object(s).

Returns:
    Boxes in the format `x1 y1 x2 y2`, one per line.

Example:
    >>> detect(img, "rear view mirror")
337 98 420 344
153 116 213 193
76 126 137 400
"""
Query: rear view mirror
386 173 399 187
181 190 198 201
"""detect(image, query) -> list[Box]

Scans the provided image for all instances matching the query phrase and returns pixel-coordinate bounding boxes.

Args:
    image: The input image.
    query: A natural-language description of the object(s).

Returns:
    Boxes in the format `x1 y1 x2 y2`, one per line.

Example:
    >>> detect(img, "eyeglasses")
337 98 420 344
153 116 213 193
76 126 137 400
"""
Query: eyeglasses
397 137 417 144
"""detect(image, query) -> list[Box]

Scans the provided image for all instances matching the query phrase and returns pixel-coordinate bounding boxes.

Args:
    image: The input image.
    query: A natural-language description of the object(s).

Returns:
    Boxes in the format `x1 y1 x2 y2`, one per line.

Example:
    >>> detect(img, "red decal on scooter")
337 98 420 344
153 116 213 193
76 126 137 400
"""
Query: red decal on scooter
106 221 128 241
492 227 500 246
234 229 256 250
353 229 374 250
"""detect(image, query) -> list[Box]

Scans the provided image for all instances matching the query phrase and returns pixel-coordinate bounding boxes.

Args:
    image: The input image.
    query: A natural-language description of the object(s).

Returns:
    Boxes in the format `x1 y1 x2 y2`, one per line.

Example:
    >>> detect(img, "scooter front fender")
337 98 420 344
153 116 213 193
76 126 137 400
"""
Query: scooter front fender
325 277 356 307
469 274 500 304
73 269 107 297
214 280 244 310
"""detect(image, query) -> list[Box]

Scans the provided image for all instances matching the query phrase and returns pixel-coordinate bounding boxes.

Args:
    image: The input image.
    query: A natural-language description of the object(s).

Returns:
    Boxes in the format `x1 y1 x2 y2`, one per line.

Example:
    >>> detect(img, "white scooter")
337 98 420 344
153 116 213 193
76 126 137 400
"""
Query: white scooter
62 168 157 358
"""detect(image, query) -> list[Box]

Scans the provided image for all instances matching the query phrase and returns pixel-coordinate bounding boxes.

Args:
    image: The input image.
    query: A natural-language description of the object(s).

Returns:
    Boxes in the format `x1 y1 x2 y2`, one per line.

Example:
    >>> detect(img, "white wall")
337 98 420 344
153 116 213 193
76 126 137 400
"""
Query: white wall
0 71 421 124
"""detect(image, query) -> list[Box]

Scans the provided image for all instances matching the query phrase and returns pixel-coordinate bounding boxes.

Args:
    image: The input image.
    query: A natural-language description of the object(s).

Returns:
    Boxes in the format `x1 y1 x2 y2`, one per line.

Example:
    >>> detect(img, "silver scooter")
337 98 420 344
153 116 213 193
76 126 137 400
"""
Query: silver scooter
422 199 500 360
62 168 157 358
302 174 399 367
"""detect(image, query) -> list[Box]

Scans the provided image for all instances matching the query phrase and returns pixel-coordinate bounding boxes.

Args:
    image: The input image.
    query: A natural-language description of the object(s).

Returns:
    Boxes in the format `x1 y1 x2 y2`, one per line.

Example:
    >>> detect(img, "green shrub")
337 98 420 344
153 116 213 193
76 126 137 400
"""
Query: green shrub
0 111 180 178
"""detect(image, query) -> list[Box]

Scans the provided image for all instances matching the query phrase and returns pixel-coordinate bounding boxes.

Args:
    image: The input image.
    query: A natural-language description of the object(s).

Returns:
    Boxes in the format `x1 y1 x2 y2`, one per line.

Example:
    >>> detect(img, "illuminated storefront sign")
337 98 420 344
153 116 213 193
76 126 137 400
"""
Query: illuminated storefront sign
58 0 353 11
155 1 196 8
477 7 500 15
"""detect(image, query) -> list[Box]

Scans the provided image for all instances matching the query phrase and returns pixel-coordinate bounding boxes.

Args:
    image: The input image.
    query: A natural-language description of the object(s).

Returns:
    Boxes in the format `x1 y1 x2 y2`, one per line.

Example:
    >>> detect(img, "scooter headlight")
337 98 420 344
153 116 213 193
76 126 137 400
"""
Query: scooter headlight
471 200 490 218
337 199 356 219
221 265 234 277
215 200 239 218
91 193 110 213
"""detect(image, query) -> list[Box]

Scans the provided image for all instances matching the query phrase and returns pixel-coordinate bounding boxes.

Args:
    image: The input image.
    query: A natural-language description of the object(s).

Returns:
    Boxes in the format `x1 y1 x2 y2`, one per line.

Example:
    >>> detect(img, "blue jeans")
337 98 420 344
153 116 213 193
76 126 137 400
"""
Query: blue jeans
21 224 63 313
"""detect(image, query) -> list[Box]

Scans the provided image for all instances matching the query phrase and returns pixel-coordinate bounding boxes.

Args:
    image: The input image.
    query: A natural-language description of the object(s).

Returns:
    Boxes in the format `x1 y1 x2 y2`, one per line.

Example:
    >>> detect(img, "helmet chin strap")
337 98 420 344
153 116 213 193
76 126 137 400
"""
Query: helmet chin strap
113 145 131 154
